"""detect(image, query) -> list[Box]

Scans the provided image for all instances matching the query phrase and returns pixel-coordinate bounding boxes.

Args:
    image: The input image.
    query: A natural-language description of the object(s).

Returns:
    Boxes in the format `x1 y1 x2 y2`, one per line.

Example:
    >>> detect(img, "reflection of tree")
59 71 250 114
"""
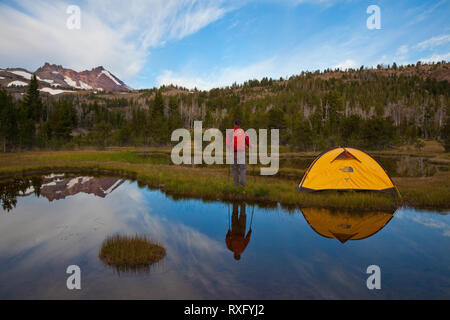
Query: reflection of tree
31 176 43 197
0 177 43 212
0 183 17 212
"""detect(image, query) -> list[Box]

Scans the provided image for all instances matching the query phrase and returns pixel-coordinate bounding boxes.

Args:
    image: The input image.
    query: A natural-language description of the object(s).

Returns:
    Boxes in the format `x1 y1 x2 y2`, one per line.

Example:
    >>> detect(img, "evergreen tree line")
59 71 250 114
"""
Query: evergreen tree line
1 67 449 152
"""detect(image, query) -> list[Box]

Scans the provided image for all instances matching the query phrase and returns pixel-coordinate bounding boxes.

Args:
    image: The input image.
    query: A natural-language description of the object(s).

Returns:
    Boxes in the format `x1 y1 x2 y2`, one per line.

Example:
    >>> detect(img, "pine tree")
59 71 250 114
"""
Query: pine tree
48 99 77 141
168 95 183 133
150 90 168 145
23 74 44 122
0 89 17 152
442 113 450 152
93 121 112 148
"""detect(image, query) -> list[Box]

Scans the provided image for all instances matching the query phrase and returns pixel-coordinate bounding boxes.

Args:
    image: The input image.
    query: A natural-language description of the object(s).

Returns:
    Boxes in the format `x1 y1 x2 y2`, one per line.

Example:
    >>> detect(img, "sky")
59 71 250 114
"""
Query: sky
0 0 449 90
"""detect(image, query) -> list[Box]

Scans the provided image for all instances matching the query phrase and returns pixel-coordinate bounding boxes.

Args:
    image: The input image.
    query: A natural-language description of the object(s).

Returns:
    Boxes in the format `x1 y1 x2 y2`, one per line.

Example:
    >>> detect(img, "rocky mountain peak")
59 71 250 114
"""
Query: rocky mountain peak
0 63 132 93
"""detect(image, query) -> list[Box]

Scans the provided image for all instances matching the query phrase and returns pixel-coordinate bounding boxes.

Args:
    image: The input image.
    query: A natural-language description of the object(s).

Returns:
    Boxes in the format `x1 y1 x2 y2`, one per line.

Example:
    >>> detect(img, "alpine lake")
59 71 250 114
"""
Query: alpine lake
0 154 449 299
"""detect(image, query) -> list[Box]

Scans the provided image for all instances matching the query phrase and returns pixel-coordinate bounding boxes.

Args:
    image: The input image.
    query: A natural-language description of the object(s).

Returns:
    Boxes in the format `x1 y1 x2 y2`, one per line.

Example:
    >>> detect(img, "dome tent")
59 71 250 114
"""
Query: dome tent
297 147 399 195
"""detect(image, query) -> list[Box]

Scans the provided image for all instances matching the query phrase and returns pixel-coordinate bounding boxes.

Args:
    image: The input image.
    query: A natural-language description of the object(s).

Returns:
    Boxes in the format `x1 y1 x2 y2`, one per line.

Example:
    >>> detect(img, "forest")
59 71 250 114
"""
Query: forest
1 61 449 152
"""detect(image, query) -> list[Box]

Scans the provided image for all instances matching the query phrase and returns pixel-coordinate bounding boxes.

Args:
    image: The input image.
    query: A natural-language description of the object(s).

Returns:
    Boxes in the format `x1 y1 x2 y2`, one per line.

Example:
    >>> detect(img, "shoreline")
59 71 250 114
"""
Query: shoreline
0 150 448 211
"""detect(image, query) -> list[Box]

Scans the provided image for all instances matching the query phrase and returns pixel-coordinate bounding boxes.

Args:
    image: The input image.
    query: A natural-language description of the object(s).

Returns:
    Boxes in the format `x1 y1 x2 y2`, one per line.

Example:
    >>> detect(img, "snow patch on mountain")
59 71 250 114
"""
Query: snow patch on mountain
9 70 33 80
98 70 121 86
64 76 78 88
40 87 75 95
79 81 93 90
3 64 132 92
8 80 28 87
40 78 55 85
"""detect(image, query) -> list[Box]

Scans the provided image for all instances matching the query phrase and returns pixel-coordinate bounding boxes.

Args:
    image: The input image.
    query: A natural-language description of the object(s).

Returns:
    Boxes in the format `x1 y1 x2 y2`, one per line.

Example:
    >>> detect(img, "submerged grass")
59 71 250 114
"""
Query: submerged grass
0 149 448 211
99 234 166 274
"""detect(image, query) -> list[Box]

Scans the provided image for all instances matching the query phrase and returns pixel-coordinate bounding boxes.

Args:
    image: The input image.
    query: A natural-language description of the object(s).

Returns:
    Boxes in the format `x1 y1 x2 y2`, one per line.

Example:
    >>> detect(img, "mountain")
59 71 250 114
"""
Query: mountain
0 63 132 94
38 175 124 201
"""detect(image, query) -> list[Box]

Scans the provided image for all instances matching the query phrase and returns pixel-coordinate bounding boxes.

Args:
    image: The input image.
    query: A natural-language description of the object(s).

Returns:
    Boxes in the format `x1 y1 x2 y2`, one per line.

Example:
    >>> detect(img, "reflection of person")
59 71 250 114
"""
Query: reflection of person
226 119 250 186
226 203 252 260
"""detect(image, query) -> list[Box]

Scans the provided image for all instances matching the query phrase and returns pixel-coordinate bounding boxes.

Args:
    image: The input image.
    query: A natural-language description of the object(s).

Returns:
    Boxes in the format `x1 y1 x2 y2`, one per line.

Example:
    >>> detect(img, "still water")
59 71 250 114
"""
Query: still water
0 174 449 299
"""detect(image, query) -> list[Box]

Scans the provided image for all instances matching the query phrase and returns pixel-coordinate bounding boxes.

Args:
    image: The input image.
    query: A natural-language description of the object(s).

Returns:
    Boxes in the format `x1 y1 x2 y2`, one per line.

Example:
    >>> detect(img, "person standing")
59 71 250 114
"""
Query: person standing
226 119 250 187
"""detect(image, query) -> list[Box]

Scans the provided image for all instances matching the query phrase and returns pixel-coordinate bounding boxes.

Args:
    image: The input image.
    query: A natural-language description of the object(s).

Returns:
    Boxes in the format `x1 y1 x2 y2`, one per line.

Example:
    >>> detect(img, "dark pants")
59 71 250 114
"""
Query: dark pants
232 203 247 235
233 163 246 186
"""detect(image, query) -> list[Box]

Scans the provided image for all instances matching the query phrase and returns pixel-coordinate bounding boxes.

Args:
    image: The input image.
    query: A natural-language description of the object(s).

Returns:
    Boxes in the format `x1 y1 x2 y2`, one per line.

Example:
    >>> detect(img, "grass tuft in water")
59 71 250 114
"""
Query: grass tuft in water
99 234 166 274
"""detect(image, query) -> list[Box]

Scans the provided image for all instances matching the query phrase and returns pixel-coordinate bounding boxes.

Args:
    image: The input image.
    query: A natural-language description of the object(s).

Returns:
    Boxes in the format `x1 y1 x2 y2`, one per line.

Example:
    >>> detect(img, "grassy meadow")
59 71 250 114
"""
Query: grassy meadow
0 142 448 211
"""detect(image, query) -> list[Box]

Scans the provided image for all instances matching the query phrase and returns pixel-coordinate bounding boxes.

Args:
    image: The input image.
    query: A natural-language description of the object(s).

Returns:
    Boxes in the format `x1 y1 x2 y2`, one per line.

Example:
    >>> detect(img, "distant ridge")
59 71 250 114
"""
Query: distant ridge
0 62 132 94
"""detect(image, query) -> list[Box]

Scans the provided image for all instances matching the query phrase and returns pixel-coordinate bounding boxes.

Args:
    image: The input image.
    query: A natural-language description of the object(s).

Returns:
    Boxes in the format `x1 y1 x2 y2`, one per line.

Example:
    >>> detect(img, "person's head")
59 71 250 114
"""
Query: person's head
234 119 242 127
234 253 241 260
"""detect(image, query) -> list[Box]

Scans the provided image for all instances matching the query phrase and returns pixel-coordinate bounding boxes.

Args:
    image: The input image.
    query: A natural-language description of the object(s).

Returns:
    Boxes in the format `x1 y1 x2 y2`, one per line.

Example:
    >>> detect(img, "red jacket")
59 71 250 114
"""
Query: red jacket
226 126 250 152
226 229 252 256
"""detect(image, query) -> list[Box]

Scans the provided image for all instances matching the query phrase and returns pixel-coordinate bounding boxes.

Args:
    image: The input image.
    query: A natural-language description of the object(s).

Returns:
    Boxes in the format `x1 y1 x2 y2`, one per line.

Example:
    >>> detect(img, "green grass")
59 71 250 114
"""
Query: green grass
0 149 448 211
99 234 166 273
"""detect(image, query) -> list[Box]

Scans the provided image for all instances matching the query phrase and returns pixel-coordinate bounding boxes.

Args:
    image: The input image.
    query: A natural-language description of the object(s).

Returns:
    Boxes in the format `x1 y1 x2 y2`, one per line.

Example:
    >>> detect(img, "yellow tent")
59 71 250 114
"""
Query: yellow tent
298 147 399 195
300 208 395 243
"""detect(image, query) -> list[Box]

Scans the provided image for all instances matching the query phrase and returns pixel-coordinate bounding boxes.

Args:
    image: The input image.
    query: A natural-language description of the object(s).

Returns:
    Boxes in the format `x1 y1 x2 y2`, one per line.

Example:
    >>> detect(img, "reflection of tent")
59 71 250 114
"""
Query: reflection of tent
298 147 399 195
300 208 395 243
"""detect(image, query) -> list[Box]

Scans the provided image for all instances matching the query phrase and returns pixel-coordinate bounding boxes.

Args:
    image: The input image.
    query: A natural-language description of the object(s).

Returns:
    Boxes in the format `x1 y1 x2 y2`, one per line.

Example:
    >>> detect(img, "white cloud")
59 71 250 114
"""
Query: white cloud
157 57 278 90
156 38 378 90
396 45 409 56
415 34 450 50
332 59 357 70
0 0 234 82
392 45 409 64
419 52 450 64
157 70 212 90
274 0 344 5
156 37 372 90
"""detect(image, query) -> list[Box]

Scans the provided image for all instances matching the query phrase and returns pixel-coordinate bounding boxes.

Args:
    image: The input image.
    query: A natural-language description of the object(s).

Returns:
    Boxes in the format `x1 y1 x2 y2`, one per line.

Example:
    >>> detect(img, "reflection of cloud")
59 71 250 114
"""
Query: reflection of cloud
133 206 248 298
395 208 450 238
285 252 371 299
409 216 450 237
0 181 249 299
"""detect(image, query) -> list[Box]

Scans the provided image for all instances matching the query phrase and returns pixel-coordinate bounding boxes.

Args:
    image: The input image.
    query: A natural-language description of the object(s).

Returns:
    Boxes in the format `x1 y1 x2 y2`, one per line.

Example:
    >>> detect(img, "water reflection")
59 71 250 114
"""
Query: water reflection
226 203 254 260
300 208 395 243
0 173 449 299
0 174 123 211
0 176 43 211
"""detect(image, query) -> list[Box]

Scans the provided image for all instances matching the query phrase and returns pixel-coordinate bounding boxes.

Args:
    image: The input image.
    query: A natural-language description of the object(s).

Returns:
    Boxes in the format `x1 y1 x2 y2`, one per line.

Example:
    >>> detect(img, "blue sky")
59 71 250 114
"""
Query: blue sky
0 0 449 89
